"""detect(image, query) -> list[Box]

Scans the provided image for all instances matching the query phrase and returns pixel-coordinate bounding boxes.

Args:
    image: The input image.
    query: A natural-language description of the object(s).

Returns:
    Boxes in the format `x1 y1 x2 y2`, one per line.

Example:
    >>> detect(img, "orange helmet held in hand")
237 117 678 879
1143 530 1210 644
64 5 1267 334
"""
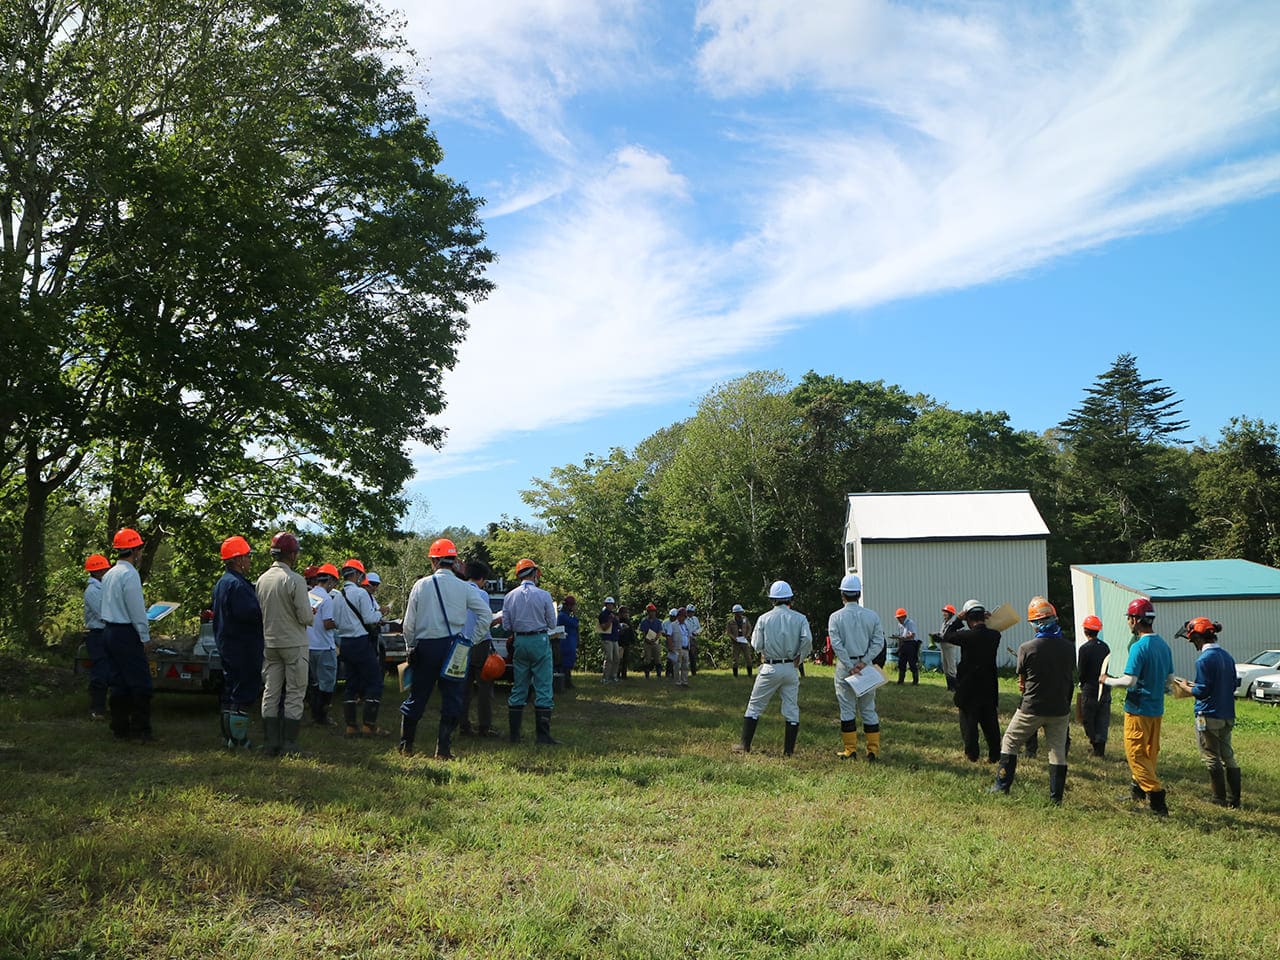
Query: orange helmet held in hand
480 654 507 682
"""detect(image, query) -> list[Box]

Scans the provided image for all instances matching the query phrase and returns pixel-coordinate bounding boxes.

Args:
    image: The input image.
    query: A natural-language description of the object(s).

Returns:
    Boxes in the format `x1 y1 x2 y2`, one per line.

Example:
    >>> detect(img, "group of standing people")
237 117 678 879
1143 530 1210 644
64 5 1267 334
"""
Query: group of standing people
82 536 1247 811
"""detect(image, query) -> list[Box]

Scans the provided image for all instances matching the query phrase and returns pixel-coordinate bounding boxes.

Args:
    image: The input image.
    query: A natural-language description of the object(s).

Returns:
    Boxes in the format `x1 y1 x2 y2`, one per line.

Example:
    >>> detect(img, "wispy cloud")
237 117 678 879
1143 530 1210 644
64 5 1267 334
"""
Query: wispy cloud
400 0 1280 475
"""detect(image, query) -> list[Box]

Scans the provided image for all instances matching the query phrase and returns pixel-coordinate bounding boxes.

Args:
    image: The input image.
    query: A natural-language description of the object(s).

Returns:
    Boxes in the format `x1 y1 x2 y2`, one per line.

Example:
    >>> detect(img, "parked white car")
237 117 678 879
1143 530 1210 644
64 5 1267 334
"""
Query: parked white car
1251 671 1280 704
1236 650 1280 698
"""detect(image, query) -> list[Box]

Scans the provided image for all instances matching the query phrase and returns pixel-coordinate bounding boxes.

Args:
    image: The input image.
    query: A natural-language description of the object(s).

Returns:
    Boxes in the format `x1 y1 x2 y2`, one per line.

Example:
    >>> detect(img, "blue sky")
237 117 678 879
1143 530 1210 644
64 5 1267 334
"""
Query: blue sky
390 1 1280 533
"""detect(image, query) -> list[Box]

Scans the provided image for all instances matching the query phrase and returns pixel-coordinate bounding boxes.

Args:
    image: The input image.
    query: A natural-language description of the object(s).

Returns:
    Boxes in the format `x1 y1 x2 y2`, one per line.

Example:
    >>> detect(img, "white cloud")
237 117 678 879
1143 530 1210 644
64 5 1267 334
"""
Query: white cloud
398 0 645 159
404 0 1280 479
696 0 1280 321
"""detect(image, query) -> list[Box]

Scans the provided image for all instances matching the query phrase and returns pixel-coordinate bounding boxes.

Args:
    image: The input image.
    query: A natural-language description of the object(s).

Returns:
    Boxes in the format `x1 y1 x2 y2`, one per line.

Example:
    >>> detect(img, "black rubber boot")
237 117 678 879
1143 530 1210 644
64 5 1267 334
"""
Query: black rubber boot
281 718 302 757
1048 764 1067 804
362 700 383 736
1209 767 1228 806
990 753 1018 794
535 708 559 745
783 721 799 757
1226 768 1242 809
108 694 131 739
732 667 738 677
134 696 154 743
508 706 524 743
1129 780 1146 803
437 720 458 758
399 716 417 756
733 716 759 753
1092 740 1106 757
1148 789 1169 817
263 715 282 757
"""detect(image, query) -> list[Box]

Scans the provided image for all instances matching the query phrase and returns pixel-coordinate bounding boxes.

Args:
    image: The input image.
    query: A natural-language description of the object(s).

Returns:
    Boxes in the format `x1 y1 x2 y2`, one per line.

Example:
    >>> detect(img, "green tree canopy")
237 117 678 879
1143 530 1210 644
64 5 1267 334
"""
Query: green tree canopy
1 0 492 640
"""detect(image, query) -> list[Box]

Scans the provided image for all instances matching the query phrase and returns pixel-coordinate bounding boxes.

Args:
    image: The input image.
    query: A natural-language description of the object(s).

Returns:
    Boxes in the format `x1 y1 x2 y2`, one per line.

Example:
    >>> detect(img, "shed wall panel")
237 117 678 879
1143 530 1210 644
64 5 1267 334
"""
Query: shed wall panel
860 540 1047 667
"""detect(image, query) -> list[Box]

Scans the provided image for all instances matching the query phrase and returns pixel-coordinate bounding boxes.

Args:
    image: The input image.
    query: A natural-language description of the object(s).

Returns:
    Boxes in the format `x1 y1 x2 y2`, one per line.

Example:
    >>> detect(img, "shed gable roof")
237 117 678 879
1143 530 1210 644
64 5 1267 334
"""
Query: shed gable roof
846 490 1049 542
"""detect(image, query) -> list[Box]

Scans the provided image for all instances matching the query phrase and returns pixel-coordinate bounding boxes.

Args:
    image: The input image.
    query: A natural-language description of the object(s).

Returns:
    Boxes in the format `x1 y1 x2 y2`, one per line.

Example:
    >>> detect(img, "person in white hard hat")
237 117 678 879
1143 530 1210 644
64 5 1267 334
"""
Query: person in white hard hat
664 607 692 686
685 604 702 675
828 574 886 761
734 581 813 756
727 603 754 678
949 599 1003 763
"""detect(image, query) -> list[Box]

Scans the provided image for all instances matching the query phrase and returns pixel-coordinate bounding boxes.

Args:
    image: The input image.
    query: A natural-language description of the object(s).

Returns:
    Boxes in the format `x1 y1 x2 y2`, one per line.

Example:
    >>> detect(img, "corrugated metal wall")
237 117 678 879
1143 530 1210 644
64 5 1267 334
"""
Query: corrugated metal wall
1071 570 1280 678
859 540 1048 667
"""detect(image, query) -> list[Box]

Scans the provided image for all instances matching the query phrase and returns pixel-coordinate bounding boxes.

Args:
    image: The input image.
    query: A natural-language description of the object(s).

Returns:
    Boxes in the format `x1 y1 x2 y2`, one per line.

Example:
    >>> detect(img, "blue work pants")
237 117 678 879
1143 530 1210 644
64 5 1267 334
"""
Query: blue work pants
220 638 263 712
85 628 110 712
340 634 383 702
399 637 463 724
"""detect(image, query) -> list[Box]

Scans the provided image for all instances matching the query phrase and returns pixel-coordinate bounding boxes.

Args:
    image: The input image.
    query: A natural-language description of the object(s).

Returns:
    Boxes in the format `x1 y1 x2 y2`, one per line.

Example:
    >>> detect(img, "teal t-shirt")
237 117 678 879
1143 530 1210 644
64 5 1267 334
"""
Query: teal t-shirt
1122 633 1173 717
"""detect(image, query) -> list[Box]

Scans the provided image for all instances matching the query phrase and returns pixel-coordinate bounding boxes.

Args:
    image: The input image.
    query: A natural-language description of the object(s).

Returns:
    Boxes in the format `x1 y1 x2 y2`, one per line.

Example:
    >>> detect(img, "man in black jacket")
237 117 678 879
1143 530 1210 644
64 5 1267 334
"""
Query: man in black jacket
990 597 1076 803
948 600 1002 763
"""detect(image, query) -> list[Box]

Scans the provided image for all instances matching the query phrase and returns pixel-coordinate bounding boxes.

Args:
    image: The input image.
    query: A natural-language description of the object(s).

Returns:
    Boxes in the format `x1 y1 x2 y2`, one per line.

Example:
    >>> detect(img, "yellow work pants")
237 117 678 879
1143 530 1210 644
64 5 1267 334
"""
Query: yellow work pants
1123 713 1163 793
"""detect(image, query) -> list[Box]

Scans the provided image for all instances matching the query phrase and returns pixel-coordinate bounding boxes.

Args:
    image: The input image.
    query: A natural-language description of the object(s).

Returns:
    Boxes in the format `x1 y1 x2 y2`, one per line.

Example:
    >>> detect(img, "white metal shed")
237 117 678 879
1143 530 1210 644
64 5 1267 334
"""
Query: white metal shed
844 490 1050 667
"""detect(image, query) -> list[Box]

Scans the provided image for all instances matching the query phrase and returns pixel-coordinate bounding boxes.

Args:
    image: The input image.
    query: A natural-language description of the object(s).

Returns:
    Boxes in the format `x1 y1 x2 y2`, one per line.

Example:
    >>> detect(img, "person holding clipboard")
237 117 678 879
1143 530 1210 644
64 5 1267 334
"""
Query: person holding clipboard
828 574 887 762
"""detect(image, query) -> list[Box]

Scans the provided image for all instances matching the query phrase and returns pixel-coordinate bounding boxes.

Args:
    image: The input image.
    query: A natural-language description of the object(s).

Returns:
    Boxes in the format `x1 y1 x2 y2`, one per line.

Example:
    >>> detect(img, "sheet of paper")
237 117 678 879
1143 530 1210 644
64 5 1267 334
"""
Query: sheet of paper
844 664 887 697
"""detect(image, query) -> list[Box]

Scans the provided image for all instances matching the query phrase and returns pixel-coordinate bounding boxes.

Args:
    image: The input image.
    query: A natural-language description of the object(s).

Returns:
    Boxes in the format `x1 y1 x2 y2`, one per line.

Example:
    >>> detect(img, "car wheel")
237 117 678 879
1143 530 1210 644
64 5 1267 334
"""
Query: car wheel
1245 681 1255 698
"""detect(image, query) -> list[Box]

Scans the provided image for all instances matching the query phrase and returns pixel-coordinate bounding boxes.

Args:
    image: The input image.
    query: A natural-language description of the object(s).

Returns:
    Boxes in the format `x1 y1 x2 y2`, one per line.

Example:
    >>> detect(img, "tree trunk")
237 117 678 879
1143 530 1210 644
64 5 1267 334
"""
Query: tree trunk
16 466 51 647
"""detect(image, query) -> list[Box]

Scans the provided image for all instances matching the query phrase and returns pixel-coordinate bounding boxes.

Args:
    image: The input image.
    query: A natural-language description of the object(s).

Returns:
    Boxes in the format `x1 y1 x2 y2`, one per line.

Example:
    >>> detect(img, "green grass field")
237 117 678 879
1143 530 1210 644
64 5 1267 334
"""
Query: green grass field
2 661 1278 959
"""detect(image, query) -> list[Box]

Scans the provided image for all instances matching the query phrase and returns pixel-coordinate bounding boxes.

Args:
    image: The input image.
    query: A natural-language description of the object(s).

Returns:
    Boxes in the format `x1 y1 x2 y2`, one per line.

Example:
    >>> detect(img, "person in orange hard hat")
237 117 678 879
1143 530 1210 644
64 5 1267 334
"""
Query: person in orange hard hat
100 528 156 742
989 597 1075 804
639 603 665 679
212 536 264 749
1174 618 1241 808
82 554 111 720
934 604 962 691
502 558 560 744
305 563 341 726
399 539 491 758
1076 614 1111 757
891 608 920 686
332 557 385 737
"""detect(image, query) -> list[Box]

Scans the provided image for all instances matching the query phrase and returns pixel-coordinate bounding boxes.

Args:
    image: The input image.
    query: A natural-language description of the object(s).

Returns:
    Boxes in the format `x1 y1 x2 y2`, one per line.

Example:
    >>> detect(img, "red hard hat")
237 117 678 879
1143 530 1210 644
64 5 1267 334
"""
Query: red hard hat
303 565 321 579
1127 597 1155 619
895 608 907 618
270 531 300 554
943 604 956 615
1082 615 1103 632
84 554 110 572
317 563 340 579
562 595 576 606
112 527 144 550
646 603 657 611
220 536 252 560
342 558 366 575
515 558 538 577
428 538 457 559
480 653 506 682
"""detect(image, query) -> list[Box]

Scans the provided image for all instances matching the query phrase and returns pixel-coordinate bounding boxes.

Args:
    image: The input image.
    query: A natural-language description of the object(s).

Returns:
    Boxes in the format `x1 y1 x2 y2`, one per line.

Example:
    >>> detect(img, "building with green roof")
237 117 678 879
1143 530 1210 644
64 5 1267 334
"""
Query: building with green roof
1070 559 1280 678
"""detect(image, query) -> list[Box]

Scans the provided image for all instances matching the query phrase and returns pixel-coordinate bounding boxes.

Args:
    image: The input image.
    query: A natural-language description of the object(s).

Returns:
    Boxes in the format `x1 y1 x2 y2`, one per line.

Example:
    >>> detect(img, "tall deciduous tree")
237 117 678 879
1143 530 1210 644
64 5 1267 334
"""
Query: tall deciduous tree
1192 418 1280 566
1 0 492 641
